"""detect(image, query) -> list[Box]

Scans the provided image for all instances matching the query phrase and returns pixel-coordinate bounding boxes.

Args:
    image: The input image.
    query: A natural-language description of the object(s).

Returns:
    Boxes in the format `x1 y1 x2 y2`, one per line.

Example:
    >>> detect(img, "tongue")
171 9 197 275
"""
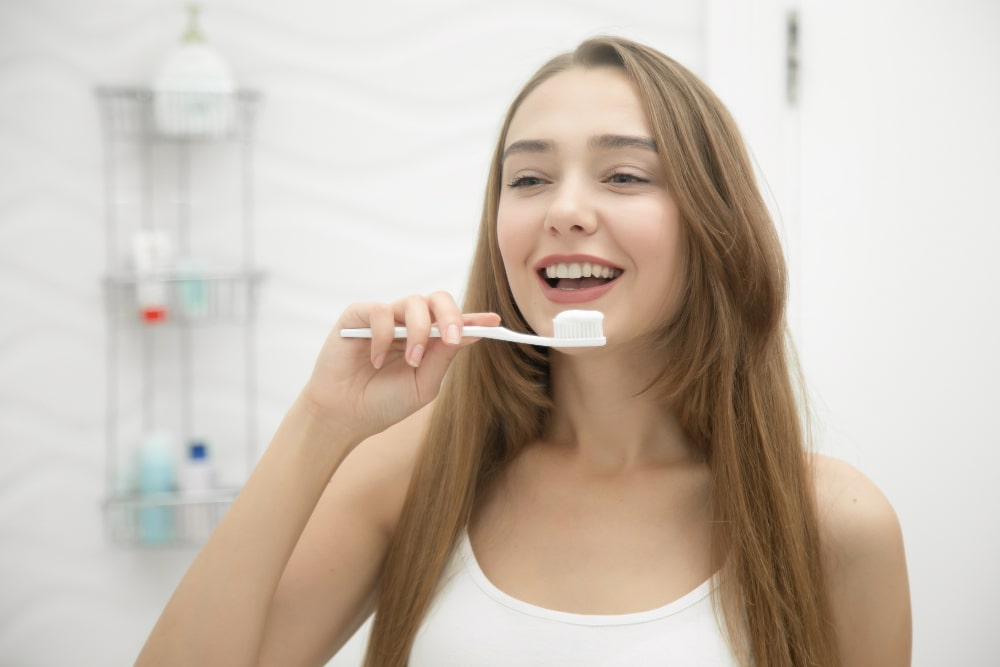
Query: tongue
556 277 608 290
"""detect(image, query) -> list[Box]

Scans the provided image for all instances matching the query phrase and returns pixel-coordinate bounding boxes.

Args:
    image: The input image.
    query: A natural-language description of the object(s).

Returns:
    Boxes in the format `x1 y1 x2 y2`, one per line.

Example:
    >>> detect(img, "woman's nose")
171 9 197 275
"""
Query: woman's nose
545 179 597 236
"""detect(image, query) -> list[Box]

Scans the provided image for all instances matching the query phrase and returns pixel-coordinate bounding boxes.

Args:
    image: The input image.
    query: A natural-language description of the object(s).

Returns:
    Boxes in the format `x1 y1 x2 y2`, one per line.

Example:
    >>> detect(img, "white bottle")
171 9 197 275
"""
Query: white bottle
132 229 173 324
179 440 216 494
153 5 236 137
178 440 217 541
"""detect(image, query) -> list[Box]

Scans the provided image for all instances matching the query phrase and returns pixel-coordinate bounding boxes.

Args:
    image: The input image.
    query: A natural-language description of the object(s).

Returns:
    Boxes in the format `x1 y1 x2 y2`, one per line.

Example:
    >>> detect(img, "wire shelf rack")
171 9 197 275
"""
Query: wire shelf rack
96 87 260 142
97 84 263 547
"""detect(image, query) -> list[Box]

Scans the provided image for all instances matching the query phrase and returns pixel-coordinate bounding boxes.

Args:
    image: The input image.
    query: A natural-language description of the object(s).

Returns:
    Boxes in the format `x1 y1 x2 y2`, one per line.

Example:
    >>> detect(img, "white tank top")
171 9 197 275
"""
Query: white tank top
409 531 740 666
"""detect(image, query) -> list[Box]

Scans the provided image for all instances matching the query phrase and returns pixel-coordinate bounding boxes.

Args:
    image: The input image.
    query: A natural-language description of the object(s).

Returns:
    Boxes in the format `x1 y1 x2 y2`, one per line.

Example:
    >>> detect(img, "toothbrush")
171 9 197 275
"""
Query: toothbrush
340 309 605 348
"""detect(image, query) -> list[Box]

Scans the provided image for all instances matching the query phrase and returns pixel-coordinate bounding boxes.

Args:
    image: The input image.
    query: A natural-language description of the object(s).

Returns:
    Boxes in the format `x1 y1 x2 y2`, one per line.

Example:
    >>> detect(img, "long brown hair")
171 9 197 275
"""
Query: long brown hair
364 36 838 667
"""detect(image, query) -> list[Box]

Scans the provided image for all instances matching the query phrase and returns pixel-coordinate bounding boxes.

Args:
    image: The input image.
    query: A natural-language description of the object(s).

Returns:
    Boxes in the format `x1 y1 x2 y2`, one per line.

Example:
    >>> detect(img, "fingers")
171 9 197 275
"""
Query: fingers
366 302 397 369
410 293 483 399
342 292 498 369
426 291 465 346
390 292 468 365
400 296 433 367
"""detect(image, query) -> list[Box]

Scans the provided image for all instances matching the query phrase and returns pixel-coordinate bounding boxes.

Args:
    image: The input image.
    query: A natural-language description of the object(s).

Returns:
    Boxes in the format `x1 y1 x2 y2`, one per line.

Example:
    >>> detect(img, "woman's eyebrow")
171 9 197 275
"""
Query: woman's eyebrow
589 134 658 153
501 134 657 164
501 139 554 164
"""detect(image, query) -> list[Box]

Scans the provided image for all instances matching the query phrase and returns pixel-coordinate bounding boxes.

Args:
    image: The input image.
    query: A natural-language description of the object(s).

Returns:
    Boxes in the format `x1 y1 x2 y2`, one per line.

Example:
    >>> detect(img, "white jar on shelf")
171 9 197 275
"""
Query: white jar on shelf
153 5 236 138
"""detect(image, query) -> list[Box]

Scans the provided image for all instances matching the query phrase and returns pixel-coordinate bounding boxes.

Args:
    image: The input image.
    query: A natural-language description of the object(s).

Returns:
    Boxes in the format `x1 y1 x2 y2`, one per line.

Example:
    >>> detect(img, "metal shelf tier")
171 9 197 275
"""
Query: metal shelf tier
96 87 261 142
104 490 239 546
104 269 265 324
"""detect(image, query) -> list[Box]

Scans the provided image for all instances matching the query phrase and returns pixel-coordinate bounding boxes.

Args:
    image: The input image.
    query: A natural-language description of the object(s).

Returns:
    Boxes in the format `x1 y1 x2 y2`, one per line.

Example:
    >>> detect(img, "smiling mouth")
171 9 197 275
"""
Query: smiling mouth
540 261 622 290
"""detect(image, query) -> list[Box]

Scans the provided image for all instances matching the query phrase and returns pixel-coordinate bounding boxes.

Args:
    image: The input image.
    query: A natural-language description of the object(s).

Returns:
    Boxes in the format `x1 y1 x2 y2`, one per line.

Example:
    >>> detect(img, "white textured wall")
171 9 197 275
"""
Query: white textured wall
0 1 703 665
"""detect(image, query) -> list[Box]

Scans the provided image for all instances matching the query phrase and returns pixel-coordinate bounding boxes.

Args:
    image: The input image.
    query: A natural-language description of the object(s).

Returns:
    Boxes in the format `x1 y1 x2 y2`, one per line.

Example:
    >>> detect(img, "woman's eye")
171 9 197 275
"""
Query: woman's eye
507 175 545 188
607 171 646 185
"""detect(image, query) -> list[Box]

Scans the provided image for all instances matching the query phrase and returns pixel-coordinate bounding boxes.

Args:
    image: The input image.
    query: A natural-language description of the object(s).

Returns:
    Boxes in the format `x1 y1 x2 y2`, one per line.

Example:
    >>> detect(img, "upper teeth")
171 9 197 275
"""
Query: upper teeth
544 262 622 279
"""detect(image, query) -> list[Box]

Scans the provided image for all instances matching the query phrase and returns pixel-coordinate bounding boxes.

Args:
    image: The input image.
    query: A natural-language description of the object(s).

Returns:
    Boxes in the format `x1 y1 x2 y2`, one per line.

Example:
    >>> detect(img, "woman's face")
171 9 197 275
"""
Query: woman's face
497 66 685 347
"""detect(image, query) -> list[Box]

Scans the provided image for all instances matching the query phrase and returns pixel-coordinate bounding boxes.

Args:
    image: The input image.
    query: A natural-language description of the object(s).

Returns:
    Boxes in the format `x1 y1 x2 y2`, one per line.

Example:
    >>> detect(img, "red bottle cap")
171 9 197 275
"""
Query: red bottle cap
141 306 168 323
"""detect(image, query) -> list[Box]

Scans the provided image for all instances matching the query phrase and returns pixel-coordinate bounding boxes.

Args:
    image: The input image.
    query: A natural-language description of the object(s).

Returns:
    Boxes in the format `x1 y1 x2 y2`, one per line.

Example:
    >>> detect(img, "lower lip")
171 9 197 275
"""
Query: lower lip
537 274 620 304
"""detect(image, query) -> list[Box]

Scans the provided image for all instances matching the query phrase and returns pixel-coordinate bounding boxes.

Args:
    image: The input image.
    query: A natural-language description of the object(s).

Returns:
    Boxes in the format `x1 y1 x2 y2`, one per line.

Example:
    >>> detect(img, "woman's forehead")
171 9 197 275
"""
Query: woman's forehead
504 67 652 148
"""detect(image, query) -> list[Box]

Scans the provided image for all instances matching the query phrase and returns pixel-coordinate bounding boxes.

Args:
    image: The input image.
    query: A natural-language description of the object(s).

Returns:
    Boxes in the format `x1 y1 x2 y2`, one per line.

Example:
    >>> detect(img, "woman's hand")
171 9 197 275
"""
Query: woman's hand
301 291 500 443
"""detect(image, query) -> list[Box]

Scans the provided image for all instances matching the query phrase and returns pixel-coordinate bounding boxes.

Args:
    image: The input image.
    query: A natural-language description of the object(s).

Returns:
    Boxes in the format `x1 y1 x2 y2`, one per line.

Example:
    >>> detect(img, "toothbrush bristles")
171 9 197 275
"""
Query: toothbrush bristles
552 310 605 345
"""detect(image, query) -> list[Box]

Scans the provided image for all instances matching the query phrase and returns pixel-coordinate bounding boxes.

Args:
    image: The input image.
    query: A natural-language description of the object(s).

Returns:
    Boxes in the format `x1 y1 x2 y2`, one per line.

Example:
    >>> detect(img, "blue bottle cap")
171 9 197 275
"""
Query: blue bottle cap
189 442 208 460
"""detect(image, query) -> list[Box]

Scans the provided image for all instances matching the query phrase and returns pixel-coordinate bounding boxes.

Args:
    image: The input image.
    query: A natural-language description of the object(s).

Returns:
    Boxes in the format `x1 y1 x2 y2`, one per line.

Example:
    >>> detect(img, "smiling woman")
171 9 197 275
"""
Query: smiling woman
135 36 910 667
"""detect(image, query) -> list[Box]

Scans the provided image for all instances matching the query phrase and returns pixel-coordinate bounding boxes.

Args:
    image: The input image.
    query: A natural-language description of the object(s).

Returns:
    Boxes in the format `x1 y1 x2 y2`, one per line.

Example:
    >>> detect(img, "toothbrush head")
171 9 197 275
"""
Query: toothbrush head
551 310 606 347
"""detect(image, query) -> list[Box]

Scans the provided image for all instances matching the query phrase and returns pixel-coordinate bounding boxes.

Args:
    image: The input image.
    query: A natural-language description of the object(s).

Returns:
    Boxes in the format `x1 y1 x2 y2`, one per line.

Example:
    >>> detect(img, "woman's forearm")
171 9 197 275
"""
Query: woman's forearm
134 396 361 666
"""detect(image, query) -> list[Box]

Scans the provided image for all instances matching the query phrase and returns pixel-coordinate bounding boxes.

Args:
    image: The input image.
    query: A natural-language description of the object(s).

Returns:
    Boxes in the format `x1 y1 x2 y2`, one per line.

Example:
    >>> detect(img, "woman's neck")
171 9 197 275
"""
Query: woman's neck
544 348 694 473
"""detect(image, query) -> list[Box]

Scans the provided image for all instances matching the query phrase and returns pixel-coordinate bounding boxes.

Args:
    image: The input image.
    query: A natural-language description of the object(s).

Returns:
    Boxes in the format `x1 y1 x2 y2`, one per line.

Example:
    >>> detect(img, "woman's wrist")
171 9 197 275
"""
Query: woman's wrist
291 387 368 453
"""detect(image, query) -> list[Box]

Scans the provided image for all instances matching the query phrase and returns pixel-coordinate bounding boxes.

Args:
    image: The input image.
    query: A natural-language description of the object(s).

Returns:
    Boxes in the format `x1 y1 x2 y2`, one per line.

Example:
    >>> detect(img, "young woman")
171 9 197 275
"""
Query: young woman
136 36 911 666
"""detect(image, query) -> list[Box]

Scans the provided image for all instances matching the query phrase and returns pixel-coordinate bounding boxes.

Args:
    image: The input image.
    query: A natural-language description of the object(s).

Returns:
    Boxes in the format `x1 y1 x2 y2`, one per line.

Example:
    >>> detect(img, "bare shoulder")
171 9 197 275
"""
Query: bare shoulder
809 454 912 666
810 454 901 555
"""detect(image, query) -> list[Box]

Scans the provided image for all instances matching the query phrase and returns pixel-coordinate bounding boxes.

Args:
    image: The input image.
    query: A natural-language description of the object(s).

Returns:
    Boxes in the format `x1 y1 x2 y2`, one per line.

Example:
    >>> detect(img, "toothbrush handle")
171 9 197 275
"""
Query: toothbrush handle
338 325 601 347
339 326 492 339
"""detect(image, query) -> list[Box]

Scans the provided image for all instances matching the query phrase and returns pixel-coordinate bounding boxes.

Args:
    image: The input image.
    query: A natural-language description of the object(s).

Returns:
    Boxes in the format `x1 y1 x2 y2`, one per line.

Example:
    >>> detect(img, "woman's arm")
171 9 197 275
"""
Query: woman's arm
134 294 499 666
813 455 912 666
257 404 431 665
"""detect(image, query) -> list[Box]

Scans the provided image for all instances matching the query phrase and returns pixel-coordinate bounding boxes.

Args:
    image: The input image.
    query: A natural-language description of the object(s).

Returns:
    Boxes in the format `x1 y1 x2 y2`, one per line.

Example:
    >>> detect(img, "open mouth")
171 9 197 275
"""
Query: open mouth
540 261 623 291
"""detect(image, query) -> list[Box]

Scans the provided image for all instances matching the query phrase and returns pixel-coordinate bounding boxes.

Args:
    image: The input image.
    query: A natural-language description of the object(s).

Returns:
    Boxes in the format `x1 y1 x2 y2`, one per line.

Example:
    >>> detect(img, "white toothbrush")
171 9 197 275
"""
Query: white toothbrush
339 309 605 348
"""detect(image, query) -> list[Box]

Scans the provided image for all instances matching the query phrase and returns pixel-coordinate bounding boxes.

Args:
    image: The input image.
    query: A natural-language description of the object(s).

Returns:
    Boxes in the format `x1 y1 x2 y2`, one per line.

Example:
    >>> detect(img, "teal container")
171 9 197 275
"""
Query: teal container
137 432 177 545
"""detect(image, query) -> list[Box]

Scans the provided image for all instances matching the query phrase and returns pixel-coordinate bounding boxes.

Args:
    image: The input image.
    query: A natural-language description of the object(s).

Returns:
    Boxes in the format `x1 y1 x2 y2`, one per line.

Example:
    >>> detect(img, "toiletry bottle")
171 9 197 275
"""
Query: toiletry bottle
179 440 217 540
132 229 173 324
176 257 208 320
179 440 216 494
136 431 177 545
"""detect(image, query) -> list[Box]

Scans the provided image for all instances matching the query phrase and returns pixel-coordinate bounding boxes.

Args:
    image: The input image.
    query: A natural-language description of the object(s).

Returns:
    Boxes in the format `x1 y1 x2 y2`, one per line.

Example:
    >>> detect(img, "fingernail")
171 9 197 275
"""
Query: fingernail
408 344 425 367
446 324 461 345
372 353 386 369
